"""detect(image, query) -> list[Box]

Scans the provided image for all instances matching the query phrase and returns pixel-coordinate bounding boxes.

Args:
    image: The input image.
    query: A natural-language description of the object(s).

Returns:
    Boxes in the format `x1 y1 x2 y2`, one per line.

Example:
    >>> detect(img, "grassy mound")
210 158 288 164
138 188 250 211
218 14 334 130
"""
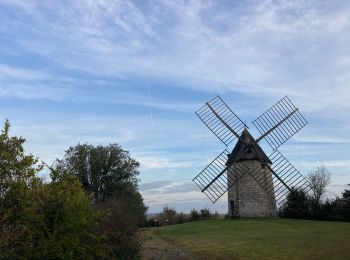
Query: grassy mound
153 218 350 259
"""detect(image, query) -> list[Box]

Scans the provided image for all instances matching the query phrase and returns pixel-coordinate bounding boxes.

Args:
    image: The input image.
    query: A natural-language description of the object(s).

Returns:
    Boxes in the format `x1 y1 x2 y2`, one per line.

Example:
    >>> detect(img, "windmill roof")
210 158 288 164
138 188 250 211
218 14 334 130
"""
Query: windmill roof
226 129 272 165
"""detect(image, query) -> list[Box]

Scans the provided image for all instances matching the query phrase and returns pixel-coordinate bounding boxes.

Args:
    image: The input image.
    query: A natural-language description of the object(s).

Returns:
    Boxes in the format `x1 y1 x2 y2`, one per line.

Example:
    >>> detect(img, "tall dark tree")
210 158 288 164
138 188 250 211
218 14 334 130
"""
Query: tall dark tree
54 143 147 258
335 184 350 221
280 188 310 219
55 143 140 199
0 119 44 253
0 119 43 203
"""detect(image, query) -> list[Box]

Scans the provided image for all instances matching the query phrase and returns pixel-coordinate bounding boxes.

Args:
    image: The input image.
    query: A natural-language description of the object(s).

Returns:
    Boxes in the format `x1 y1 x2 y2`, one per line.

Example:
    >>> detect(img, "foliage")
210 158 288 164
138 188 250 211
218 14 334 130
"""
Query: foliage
147 207 218 227
54 142 147 258
308 166 330 208
200 208 211 220
54 143 147 226
279 188 310 219
0 119 44 256
332 185 350 221
190 208 200 221
21 171 105 259
54 143 140 201
0 120 148 259
159 205 177 225
0 120 104 259
95 198 142 259
280 166 350 222
176 212 185 224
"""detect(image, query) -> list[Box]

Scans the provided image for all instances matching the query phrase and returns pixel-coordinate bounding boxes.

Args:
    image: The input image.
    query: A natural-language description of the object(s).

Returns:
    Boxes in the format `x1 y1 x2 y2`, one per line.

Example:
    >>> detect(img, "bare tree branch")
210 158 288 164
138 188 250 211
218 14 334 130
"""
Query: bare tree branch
308 165 331 207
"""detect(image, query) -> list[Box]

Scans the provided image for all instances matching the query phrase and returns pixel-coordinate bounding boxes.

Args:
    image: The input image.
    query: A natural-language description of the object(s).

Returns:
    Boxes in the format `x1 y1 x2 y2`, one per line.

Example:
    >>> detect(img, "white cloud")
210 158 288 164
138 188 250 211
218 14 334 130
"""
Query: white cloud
1 0 350 212
138 155 192 170
301 160 350 170
1 1 350 114
140 179 228 212
0 64 48 80
297 134 350 144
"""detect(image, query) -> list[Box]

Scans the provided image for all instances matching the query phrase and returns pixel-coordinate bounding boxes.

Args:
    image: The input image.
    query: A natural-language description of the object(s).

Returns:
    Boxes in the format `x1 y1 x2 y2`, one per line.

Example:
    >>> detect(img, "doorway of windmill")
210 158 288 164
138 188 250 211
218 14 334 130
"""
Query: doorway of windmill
230 200 235 217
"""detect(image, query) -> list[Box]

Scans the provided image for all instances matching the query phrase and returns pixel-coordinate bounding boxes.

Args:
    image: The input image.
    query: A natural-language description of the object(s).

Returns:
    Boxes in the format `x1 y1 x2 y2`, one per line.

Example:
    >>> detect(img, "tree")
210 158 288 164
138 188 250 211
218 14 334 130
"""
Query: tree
335 184 350 221
308 166 330 208
281 188 310 219
54 143 147 225
54 143 140 200
0 119 43 205
200 208 211 220
54 143 147 258
94 196 142 258
159 205 177 225
0 120 104 258
176 212 186 224
20 171 105 259
190 208 200 221
0 119 44 255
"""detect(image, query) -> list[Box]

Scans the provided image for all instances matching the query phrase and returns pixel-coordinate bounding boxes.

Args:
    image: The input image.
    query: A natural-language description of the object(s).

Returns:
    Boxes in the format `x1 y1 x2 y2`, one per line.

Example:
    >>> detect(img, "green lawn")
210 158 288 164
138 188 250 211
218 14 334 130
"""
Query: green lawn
152 218 350 259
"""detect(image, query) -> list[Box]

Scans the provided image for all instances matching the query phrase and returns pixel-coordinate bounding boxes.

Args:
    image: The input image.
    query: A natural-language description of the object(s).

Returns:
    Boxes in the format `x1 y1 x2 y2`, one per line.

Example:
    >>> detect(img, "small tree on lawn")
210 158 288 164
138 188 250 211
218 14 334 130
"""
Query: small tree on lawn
281 188 310 219
200 208 211 220
159 205 177 225
308 166 331 208
190 208 200 221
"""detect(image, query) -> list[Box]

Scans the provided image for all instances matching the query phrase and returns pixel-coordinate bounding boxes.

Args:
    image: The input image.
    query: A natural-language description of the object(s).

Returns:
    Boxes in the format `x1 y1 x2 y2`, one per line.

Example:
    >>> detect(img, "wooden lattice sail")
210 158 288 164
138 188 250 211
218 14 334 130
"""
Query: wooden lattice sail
193 95 310 217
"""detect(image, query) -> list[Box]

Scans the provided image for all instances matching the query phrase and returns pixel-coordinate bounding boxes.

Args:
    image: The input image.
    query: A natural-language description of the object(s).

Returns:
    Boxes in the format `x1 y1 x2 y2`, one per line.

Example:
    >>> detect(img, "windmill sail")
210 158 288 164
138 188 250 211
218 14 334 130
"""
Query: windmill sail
253 96 308 150
193 95 310 210
249 150 311 207
193 149 249 203
196 96 247 146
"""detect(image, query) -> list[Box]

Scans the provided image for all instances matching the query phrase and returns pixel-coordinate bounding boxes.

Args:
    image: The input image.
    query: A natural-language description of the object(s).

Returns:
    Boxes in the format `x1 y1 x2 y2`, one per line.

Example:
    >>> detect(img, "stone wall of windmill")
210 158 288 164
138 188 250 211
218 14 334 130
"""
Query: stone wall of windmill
227 160 277 218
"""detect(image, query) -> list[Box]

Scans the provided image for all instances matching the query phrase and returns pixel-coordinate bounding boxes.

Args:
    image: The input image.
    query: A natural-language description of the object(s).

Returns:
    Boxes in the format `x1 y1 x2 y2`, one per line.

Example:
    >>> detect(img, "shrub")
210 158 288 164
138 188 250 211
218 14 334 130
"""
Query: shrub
190 208 200 221
280 188 310 219
200 208 211 220
159 205 177 225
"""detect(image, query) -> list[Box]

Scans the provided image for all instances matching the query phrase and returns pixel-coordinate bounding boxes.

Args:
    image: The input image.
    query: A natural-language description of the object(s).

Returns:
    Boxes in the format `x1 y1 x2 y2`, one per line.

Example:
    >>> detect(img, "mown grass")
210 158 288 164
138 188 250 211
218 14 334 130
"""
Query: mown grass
153 218 350 259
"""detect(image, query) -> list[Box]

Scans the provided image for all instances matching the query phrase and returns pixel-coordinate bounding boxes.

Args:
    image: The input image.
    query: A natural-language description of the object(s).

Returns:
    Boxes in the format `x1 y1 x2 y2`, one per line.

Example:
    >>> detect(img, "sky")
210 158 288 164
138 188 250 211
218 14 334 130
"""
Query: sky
0 0 350 213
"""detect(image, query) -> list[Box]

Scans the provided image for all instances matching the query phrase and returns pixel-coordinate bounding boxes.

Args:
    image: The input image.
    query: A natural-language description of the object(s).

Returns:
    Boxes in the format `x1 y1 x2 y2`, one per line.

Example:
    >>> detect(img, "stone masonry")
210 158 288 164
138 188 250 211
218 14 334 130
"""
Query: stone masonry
227 160 277 218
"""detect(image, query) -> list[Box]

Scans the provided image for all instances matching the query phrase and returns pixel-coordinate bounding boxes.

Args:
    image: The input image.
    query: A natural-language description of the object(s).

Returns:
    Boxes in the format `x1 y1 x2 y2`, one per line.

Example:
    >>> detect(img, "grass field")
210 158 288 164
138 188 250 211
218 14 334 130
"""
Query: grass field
150 218 350 259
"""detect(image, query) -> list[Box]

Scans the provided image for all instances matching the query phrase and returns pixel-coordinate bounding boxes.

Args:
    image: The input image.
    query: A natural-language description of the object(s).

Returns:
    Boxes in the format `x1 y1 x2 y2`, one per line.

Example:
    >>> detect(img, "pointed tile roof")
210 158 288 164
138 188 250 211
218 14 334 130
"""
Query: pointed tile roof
226 128 271 165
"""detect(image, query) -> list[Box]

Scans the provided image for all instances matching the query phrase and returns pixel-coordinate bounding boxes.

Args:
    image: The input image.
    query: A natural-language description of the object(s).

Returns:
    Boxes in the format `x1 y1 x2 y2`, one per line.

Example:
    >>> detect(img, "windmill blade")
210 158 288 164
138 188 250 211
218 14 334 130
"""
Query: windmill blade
193 149 249 203
252 96 308 150
196 96 248 146
249 150 311 207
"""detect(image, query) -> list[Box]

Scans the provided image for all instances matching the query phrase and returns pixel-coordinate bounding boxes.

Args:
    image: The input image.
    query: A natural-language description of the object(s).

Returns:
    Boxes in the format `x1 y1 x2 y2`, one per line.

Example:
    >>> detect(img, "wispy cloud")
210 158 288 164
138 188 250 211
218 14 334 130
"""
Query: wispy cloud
139 179 227 212
138 155 192 170
0 64 48 80
1 0 350 212
1 0 349 110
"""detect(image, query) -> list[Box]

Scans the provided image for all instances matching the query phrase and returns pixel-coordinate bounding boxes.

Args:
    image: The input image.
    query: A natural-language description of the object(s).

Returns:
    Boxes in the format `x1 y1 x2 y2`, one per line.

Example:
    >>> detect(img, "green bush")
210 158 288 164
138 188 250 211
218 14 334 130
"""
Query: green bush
200 208 211 220
0 120 147 259
190 208 200 221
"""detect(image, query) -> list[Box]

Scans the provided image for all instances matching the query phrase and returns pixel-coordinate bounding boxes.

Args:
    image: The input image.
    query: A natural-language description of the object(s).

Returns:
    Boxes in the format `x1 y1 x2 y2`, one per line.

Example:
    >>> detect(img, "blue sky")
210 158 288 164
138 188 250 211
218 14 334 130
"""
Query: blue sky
0 0 350 213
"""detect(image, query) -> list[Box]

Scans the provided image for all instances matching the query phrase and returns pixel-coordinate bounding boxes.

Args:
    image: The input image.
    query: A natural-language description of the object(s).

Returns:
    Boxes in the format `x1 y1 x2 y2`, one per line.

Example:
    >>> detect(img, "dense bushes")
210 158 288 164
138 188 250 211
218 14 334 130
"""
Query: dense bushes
280 185 350 221
146 206 219 227
20 172 104 259
279 166 350 222
0 120 147 259
53 143 148 258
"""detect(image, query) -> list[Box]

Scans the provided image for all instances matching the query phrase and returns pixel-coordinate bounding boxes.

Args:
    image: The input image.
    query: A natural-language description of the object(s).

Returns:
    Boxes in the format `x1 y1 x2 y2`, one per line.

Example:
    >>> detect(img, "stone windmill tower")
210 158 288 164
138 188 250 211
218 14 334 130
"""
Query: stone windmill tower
193 96 310 217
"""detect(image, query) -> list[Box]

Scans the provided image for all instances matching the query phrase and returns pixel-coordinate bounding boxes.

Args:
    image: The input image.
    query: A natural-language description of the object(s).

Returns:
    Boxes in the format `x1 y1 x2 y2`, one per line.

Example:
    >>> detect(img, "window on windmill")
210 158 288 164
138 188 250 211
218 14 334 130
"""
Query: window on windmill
261 163 266 169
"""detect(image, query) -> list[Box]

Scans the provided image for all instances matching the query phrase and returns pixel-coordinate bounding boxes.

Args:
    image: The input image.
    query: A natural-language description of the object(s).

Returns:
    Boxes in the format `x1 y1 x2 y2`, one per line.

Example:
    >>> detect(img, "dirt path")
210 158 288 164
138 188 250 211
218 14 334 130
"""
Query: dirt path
141 228 192 260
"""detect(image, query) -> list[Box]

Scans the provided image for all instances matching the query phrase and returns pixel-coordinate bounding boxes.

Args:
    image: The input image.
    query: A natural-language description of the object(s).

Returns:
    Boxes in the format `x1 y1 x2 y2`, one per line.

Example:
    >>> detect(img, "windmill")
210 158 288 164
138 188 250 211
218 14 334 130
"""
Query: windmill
193 96 310 217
